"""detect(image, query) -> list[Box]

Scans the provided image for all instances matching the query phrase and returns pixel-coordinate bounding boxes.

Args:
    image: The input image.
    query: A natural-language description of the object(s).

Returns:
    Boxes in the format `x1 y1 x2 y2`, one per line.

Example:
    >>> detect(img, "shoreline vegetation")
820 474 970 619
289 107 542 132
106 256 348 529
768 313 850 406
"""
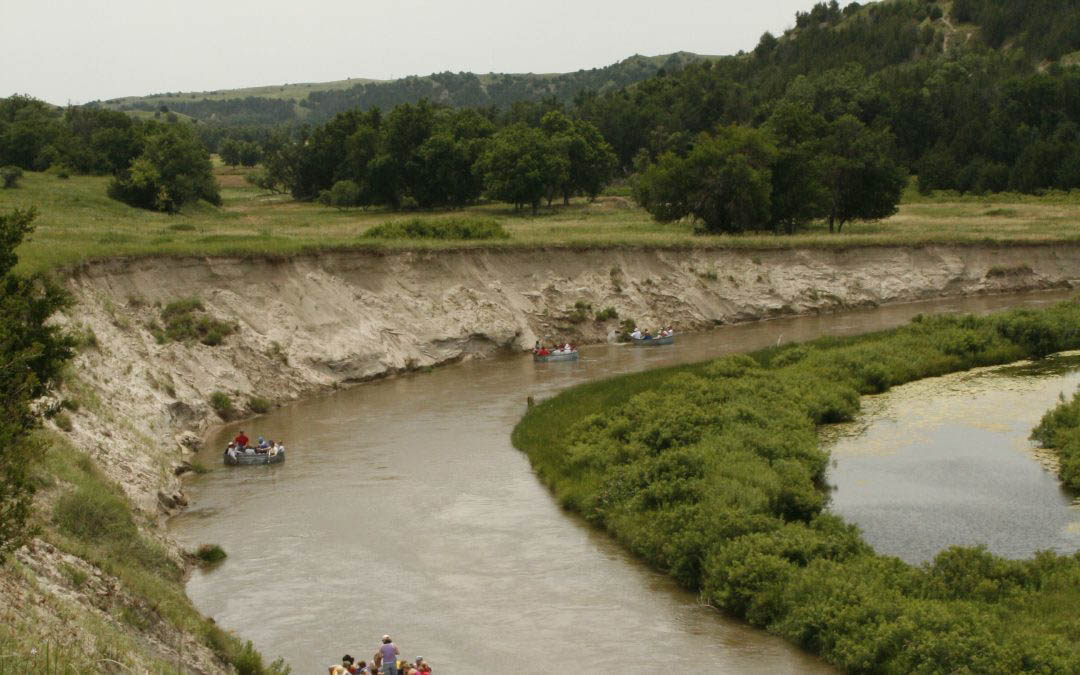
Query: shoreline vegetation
2 168 1080 276
1031 389 1080 492
512 300 1080 672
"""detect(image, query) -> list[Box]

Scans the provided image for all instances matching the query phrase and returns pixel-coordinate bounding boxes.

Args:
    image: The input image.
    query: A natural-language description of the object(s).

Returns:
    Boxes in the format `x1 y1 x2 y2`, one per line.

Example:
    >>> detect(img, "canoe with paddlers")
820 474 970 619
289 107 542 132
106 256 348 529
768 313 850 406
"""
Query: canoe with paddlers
631 334 674 346
223 441 285 465
533 342 580 362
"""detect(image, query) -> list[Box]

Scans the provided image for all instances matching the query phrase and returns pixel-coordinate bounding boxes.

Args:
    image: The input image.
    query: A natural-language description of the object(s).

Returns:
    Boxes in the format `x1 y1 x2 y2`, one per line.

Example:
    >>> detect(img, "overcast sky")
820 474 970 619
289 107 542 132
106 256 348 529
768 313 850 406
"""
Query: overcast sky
3 0 816 105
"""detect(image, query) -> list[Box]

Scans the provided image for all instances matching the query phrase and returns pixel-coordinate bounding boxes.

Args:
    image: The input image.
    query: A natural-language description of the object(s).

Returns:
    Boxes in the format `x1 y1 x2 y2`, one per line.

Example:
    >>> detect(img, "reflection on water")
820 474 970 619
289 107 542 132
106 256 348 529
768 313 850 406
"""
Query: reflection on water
169 290 1075 672
824 353 1080 564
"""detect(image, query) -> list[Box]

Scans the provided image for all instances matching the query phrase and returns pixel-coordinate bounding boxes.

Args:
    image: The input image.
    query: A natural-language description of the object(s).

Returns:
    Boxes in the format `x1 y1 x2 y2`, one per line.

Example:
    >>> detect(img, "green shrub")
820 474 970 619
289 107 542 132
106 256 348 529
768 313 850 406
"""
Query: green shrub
986 263 1033 278
209 391 235 419
1031 388 1080 490
195 544 227 566
54 484 136 542
0 165 23 188
60 562 89 588
53 412 73 432
595 306 618 322
363 217 509 240
567 300 592 324
155 297 235 346
248 397 271 414
327 180 361 210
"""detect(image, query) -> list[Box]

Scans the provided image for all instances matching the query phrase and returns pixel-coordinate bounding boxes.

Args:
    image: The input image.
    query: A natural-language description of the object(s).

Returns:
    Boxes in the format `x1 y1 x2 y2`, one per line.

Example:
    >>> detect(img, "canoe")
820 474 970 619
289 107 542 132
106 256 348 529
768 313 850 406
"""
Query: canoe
224 444 285 466
533 349 579 362
631 335 674 346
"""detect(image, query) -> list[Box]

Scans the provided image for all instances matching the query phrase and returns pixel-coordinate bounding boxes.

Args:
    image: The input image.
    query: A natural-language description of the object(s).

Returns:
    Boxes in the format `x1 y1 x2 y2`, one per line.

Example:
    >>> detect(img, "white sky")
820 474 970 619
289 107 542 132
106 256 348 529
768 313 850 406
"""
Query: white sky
2 0 815 105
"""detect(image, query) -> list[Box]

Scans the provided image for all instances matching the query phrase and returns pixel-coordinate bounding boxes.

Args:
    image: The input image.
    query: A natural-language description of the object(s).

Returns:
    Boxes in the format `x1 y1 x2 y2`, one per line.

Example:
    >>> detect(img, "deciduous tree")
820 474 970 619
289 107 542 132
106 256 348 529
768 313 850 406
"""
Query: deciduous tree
0 208 73 559
633 125 777 234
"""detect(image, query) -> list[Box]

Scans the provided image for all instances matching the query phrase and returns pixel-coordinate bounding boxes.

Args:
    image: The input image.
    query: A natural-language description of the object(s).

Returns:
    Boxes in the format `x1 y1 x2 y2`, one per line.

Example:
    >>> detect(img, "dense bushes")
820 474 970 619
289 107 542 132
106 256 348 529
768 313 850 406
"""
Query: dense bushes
150 297 235 346
1031 389 1080 490
513 300 1080 671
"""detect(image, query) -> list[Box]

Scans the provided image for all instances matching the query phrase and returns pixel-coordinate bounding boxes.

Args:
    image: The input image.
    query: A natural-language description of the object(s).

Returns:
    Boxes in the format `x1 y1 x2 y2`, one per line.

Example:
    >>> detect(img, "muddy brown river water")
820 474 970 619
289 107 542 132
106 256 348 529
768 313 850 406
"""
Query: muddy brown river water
169 290 1076 673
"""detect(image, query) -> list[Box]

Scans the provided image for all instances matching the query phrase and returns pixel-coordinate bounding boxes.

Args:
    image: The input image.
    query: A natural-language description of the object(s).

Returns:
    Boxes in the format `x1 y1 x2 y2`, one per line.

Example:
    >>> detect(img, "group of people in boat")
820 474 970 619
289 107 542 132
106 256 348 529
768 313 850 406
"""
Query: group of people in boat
532 340 576 356
329 635 432 675
629 326 674 340
226 430 283 457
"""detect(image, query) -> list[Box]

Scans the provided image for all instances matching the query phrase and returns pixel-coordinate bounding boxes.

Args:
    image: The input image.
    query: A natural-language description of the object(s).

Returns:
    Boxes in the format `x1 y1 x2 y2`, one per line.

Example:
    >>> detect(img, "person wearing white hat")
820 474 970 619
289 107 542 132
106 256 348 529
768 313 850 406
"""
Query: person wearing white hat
375 635 398 675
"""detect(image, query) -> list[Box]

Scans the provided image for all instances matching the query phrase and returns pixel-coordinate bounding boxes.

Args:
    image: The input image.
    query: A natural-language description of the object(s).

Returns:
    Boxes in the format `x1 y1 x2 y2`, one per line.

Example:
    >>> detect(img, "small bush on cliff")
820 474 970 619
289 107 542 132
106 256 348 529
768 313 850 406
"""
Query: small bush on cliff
567 300 592 323
595 306 618 322
195 543 227 566
54 482 135 541
363 217 509 240
248 397 271 414
53 412 74 432
153 297 235 346
210 391 235 419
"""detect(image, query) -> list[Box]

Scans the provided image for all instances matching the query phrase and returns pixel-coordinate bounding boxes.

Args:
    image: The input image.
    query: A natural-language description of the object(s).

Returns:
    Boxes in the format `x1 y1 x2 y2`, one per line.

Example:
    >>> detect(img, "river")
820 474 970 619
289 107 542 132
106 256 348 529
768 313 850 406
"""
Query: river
824 353 1080 564
169 289 1075 673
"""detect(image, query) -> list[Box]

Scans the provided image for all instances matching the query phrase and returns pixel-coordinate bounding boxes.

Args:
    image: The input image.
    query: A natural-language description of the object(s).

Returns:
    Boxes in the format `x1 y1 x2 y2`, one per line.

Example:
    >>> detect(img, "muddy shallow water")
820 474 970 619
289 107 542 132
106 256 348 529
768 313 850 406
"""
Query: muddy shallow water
169 290 1075 673
824 354 1080 564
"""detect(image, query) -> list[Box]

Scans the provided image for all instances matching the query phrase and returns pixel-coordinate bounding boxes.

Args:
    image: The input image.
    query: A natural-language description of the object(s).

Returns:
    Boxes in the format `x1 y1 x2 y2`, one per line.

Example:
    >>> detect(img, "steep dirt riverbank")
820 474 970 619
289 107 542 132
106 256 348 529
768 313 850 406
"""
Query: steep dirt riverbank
7 243 1079 671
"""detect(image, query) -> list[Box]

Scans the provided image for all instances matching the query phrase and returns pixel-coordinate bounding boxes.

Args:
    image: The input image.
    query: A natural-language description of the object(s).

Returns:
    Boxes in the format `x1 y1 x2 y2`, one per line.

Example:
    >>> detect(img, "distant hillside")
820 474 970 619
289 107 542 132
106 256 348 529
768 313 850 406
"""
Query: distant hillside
89 52 717 126
571 0 1080 195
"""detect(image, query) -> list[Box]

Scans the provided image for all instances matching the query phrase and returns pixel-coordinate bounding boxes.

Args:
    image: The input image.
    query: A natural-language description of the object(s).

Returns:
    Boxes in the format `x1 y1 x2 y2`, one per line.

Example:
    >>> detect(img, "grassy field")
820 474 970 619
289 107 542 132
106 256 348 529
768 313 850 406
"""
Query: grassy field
2 166 1080 275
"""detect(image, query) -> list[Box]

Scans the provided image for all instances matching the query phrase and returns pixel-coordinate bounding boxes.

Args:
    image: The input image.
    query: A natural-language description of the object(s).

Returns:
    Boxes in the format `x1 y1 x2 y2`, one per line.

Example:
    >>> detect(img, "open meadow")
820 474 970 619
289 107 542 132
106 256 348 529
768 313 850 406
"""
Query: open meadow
3 164 1080 275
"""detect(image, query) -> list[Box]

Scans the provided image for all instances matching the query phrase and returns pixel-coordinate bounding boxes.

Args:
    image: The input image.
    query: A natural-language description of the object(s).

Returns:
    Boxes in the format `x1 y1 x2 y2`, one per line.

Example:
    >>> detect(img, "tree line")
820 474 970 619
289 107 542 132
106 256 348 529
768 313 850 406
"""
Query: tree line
256 101 618 213
91 53 706 127
0 95 219 212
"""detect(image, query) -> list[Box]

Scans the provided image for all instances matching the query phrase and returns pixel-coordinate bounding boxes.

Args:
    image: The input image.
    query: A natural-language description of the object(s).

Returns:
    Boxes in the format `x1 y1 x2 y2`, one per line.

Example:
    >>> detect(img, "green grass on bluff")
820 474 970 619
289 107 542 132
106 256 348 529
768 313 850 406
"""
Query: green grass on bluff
2 165 1080 275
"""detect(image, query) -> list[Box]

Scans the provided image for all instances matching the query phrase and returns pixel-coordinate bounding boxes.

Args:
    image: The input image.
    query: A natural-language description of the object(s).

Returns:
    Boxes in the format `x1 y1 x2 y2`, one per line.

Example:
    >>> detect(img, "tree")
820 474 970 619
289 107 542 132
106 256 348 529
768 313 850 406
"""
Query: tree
108 123 220 213
476 123 568 214
0 208 74 559
764 102 830 234
818 115 907 231
633 125 778 234
0 96 64 170
540 111 618 204
413 133 480 208
219 138 242 166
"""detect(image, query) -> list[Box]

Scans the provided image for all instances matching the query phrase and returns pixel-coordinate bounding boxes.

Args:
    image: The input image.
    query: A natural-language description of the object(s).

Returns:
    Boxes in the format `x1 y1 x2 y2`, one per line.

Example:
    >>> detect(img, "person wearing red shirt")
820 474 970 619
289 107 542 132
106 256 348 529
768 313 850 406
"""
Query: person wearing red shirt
233 430 249 448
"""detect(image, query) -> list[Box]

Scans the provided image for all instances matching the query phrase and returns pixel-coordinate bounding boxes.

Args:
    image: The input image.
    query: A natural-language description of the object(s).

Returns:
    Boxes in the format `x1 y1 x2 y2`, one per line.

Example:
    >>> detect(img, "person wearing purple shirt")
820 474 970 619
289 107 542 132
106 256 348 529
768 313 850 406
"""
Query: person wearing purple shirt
375 635 398 675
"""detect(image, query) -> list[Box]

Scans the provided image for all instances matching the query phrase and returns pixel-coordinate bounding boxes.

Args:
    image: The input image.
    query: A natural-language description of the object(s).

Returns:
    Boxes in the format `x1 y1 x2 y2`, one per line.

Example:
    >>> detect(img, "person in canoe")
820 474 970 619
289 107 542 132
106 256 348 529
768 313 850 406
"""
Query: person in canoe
233 430 249 449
